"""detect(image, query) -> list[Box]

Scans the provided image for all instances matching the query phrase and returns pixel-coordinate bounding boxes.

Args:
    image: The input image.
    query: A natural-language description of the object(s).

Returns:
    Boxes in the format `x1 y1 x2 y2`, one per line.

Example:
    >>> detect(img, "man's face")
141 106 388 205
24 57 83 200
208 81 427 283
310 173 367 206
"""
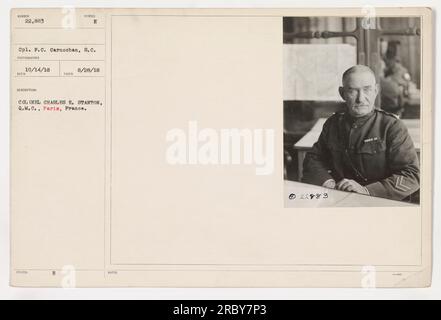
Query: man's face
339 71 378 118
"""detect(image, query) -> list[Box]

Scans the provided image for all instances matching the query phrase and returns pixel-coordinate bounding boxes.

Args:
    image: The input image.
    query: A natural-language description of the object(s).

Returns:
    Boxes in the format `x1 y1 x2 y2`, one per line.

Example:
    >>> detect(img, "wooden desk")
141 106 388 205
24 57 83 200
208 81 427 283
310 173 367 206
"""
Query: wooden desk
284 180 416 207
293 118 420 181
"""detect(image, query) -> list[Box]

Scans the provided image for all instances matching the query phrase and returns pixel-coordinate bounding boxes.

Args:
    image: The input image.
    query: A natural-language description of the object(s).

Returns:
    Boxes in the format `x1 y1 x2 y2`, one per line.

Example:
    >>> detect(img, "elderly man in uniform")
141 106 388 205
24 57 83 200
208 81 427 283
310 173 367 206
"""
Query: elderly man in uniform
302 65 419 201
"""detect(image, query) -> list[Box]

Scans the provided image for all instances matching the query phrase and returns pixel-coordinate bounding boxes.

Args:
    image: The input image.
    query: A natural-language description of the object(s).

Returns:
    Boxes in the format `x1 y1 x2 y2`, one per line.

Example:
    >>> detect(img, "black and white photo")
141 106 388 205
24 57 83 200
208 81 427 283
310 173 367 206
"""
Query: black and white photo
283 16 421 207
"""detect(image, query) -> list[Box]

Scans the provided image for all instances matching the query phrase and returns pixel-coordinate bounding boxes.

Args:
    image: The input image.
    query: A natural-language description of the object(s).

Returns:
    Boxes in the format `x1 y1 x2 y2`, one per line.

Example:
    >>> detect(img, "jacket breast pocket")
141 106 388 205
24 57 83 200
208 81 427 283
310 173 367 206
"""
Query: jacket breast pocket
355 140 387 182
357 140 386 155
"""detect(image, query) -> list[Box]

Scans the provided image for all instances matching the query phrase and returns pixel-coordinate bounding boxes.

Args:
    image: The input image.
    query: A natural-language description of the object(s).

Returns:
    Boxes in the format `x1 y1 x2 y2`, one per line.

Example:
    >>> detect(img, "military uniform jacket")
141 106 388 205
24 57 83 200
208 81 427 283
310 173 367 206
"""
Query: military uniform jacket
302 109 420 201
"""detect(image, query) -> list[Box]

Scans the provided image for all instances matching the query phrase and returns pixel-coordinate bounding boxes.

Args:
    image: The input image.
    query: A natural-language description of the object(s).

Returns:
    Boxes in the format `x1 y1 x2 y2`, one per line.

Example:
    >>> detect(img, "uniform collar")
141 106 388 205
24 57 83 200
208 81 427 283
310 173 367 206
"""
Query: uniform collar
344 109 376 127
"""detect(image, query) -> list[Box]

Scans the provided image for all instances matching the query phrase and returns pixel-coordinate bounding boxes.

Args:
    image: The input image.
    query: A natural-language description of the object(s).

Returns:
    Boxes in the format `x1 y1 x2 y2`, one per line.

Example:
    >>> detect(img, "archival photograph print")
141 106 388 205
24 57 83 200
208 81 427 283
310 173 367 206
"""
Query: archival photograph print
283 16 421 207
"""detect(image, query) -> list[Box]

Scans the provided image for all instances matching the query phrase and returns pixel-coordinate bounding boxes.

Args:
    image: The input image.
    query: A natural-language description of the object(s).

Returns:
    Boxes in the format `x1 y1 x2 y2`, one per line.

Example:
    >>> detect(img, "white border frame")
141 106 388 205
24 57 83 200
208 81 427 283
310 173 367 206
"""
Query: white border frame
1 0 439 299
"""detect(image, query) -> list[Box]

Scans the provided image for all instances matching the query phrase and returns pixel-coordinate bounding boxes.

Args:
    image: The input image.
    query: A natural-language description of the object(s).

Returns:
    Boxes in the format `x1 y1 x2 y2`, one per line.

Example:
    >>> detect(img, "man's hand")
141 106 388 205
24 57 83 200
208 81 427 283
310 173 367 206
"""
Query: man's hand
322 179 336 189
336 179 370 195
